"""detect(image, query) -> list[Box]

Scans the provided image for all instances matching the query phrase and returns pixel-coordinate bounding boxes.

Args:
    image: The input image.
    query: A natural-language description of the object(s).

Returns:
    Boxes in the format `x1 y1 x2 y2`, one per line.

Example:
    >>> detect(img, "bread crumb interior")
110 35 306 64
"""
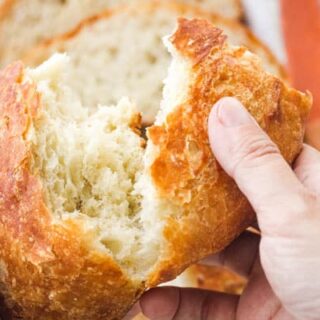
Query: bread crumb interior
27 55 158 277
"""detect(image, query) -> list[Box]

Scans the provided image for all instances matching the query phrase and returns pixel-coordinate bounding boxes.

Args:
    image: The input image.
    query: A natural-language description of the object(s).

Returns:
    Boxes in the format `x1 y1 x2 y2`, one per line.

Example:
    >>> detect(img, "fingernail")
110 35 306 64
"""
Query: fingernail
215 97 252 127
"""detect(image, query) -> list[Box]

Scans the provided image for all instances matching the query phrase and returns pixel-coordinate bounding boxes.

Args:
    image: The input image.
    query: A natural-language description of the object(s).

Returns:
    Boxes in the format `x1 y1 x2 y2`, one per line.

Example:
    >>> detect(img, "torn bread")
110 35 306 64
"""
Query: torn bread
23 1 287 124
0 0 242 65
0 19 311 320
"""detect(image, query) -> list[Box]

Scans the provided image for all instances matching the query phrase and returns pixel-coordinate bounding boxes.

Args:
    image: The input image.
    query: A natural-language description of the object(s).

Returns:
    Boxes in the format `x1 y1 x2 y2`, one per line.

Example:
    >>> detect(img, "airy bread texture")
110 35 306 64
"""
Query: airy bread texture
23 1 287 125
0 0 241 66
28 56 154 274
0 19 311 320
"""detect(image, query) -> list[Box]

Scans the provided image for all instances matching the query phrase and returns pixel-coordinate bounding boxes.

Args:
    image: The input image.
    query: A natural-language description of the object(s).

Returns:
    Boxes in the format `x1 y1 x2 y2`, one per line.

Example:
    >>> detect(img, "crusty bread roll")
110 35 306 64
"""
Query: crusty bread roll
22 1 287 125
0 18 311 320
0 0 242 66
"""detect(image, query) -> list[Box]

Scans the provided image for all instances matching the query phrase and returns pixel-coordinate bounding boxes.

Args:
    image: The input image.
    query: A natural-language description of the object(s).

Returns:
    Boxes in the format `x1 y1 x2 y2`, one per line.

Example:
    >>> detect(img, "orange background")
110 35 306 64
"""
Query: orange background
281 0 320 149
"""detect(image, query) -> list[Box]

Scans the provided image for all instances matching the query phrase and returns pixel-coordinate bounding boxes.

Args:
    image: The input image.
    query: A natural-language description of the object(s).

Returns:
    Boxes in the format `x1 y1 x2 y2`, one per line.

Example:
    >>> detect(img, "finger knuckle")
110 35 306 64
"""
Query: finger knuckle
232 134 279 174
301 191 319 219
286 190 316 220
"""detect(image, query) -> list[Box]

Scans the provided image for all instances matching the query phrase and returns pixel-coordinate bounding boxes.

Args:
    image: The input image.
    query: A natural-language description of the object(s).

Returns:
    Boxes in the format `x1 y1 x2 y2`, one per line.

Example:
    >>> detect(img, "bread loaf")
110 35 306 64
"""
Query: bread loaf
0 19 311 319
0 0 242 66
23 1 287 124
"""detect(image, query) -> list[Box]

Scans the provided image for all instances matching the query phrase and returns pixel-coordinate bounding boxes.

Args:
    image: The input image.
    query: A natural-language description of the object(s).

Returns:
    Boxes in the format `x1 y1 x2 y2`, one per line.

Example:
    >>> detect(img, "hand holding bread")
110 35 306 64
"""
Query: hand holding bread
141 97 320 320
0 18 311 319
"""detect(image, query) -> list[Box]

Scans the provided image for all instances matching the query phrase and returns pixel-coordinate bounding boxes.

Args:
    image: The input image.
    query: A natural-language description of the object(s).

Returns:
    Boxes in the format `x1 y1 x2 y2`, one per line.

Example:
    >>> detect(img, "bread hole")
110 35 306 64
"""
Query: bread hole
51 180 60 194
145 52 157 65
81 202 100 217
63 199 78 213
187 140 200 156
69 159 82 185
219 72 229 81
155 35 163 45
109 47 119 57
157 83 164 96
101 238 123 256
186 140 202 170
0 116 9 130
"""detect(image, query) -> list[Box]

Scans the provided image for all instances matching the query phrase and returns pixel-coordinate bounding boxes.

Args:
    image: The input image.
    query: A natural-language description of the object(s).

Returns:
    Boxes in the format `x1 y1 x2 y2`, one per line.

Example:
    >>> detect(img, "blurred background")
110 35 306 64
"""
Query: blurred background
0 0 319 319
243 0 320 150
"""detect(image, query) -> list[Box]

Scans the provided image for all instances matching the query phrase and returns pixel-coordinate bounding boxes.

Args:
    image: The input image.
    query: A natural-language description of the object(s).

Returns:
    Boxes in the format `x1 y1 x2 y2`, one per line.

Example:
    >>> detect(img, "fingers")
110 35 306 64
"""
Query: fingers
208 97 308 235
236 257 290 320
140 287 179 320
140 287 238 320
294 144 320 195
123 303 141 320
201 231 260 279
205 98 320 319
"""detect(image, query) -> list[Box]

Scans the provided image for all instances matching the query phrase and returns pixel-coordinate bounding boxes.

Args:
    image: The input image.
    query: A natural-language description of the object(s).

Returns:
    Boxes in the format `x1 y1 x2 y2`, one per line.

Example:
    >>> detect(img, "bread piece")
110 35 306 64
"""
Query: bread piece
168 265 246 294
0 19 311 319
145 18 311 285
23 1 287 125
0 55 150 320
0 0 242 66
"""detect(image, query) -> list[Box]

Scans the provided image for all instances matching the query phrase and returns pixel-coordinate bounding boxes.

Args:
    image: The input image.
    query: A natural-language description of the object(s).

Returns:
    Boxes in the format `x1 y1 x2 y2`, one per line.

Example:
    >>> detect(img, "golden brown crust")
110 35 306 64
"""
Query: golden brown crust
171 17 227 64
186 265 247 294
147 18 311 286
0 16 311 320
0 62 143 320
215 13 289 82
22 0 287 81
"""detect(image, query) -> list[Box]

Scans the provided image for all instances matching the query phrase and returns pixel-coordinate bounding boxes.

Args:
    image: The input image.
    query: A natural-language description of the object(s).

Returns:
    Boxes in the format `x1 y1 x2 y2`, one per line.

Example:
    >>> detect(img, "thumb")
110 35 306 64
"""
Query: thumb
209 98 320 319
208 97 307 235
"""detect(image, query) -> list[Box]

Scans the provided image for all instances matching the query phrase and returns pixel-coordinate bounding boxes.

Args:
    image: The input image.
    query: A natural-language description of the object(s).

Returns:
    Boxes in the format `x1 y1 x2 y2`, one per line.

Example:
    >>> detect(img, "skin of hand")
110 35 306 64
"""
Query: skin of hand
138 97 320 320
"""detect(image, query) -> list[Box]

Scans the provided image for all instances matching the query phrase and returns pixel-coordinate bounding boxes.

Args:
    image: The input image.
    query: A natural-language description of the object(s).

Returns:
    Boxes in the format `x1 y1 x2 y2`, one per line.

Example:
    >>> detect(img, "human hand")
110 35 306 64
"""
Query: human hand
139 97 320 320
